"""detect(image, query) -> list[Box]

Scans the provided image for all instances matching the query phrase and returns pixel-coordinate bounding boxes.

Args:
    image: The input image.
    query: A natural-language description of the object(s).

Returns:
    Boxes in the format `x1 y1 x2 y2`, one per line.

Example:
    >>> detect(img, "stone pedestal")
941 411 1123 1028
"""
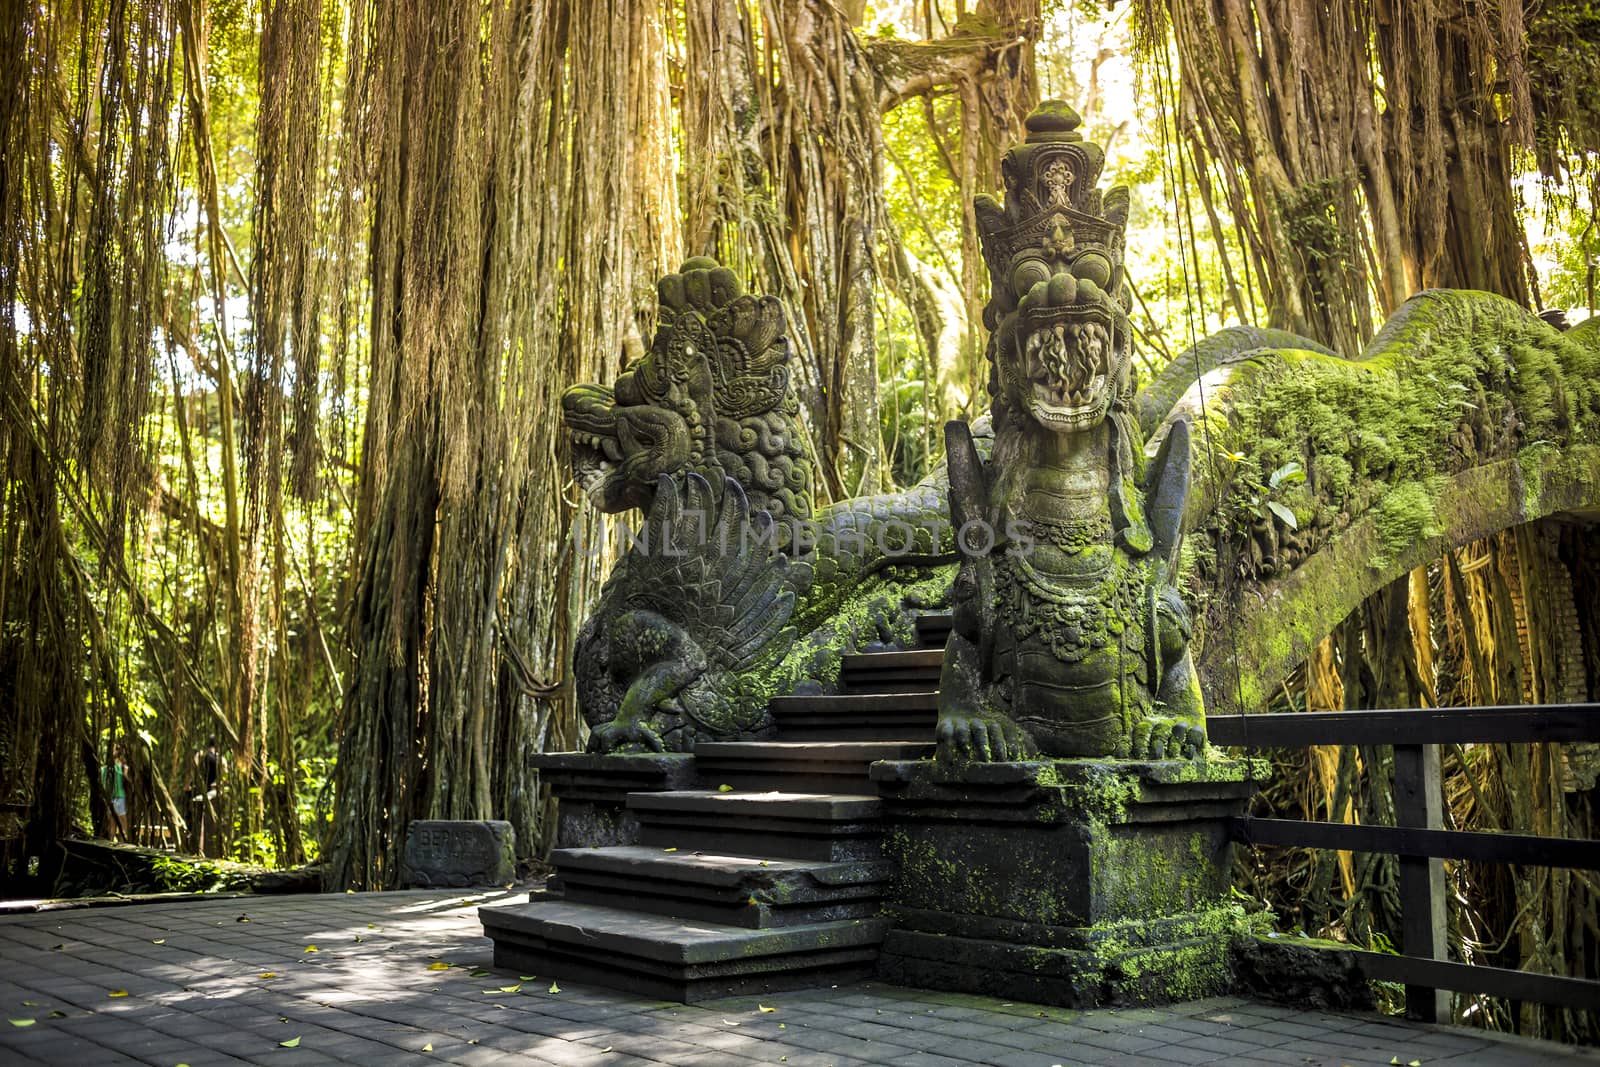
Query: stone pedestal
531 753 698 849
869 757 1263 1007
401 820 516 888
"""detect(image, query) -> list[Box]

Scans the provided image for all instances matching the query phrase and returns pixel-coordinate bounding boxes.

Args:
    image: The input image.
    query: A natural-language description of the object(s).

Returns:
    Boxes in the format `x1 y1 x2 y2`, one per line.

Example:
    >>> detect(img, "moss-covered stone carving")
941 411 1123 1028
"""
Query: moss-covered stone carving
577 473 810 753
936 102 1205 762
569 259 967 752
1158 289 1600 712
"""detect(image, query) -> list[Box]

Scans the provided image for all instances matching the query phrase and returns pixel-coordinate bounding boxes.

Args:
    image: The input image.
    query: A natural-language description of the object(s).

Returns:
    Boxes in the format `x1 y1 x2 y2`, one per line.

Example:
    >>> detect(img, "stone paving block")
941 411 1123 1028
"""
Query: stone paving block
1149 1032 1261 1058
957 1024 1046 1052
1228 1025 1300 1047
1252 1018 1347 1040
1161 1014 1239 1037
989 1042 1128 1066
1348 1020 1427 1041
1127 1023 1211 1045
881 1053 987 1067
1405 1030 1493 1053
1073 1027 1167 1055
1301 1037 1420 1063
1136 1045 1224 1065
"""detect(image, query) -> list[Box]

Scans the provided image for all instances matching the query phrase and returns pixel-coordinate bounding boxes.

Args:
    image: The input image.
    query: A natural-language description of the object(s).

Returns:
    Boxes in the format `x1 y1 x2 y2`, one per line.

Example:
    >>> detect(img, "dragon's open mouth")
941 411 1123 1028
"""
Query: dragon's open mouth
1017 304 1115 429
571 430 623 497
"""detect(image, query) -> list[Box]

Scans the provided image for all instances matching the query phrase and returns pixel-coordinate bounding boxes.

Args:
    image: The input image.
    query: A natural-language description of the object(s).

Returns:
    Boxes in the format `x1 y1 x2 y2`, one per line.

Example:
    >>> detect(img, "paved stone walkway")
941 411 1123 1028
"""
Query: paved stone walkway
1 890 1594 1066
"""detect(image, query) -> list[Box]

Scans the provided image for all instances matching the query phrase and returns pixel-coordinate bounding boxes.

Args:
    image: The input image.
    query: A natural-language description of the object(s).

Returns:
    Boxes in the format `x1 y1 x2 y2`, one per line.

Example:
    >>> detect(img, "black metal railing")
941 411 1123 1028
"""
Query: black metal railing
1208 703 1600 1020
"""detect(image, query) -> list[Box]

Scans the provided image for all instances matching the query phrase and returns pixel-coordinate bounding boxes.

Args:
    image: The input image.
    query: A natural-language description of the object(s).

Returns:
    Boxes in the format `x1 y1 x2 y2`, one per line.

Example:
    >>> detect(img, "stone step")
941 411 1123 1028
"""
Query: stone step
631 789 888 862
692 740 933 794
914 612 953 648
770 691 938 741
840 648 944 693
548 845 892 928
481 900 887 1002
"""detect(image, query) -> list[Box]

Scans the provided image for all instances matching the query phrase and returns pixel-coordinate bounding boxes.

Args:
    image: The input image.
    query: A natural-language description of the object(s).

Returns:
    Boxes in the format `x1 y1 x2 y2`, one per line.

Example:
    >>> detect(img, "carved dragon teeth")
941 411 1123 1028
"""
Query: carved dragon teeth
1021 317 1113 422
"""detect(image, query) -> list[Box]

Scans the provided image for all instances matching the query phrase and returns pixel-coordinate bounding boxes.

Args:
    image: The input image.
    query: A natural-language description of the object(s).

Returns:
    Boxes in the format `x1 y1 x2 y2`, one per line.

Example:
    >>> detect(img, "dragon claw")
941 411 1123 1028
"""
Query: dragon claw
936 714 1032 763
1129 717 1206 761
587 718 665 755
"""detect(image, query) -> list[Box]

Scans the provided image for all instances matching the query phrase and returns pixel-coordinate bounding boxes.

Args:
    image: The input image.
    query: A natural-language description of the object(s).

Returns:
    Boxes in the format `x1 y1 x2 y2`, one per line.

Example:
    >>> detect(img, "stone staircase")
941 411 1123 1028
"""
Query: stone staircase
481 613 950 1002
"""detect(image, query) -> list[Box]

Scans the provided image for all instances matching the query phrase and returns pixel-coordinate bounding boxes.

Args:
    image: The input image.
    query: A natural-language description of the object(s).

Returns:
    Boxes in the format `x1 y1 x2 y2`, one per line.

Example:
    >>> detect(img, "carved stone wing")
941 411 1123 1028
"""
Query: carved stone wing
1144 415 1191 572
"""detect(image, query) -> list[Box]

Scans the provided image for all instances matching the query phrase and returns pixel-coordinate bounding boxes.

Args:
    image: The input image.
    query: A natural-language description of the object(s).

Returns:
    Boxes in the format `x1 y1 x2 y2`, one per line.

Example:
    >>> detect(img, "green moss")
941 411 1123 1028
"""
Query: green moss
1175 290 1600 711
1371 477 1445 568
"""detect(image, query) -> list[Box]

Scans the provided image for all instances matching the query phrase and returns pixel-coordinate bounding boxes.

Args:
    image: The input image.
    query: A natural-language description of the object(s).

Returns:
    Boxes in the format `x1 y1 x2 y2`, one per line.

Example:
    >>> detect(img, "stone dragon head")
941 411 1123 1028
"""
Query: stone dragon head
561 256 814 524
976 102 1133 436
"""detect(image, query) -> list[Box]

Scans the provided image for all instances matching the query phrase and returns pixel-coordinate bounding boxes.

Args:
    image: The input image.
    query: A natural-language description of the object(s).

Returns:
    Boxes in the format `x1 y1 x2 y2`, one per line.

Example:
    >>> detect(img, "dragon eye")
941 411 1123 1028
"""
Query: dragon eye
1071 251 1112 289
1011 258 1051 294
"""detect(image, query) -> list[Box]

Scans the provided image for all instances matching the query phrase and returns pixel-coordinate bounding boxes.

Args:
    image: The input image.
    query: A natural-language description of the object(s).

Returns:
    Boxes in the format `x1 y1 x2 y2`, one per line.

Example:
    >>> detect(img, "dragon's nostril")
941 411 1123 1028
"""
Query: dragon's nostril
1047 273 1077 306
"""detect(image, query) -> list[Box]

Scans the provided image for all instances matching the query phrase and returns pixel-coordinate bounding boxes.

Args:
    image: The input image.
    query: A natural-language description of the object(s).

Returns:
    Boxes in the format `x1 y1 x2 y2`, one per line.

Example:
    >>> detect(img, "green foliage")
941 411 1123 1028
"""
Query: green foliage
147 853 227 894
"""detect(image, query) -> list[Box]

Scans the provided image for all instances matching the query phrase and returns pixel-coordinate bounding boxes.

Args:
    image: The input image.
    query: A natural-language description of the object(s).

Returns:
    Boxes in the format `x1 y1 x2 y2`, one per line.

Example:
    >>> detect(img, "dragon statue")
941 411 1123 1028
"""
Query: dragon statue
568 259 962 753
935 101 1206 763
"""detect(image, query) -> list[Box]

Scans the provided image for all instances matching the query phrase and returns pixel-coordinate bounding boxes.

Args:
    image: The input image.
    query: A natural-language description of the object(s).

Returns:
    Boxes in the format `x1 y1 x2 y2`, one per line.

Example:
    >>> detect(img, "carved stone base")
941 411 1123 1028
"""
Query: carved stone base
869 757 1263 1007
530 753 698 849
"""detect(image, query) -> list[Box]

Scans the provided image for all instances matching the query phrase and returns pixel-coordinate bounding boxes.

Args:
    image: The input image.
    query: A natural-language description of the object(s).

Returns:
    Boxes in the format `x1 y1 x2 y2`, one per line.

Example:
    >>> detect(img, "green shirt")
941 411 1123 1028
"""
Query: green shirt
103 762 126 800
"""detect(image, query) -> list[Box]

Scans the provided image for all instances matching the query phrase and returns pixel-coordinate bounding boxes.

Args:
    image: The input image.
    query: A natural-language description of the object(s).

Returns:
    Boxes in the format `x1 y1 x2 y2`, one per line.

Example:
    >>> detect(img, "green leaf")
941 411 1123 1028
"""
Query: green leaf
280 1037 301 1048
1265 500 1298 530
717 784 734 793
548 981 561 994
1268 461 1305 488
9 1019 35 1027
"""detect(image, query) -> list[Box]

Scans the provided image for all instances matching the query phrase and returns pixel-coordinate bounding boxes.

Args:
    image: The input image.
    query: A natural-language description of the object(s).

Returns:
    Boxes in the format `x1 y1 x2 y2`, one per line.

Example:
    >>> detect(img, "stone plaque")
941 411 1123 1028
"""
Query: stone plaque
401 820 515 888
